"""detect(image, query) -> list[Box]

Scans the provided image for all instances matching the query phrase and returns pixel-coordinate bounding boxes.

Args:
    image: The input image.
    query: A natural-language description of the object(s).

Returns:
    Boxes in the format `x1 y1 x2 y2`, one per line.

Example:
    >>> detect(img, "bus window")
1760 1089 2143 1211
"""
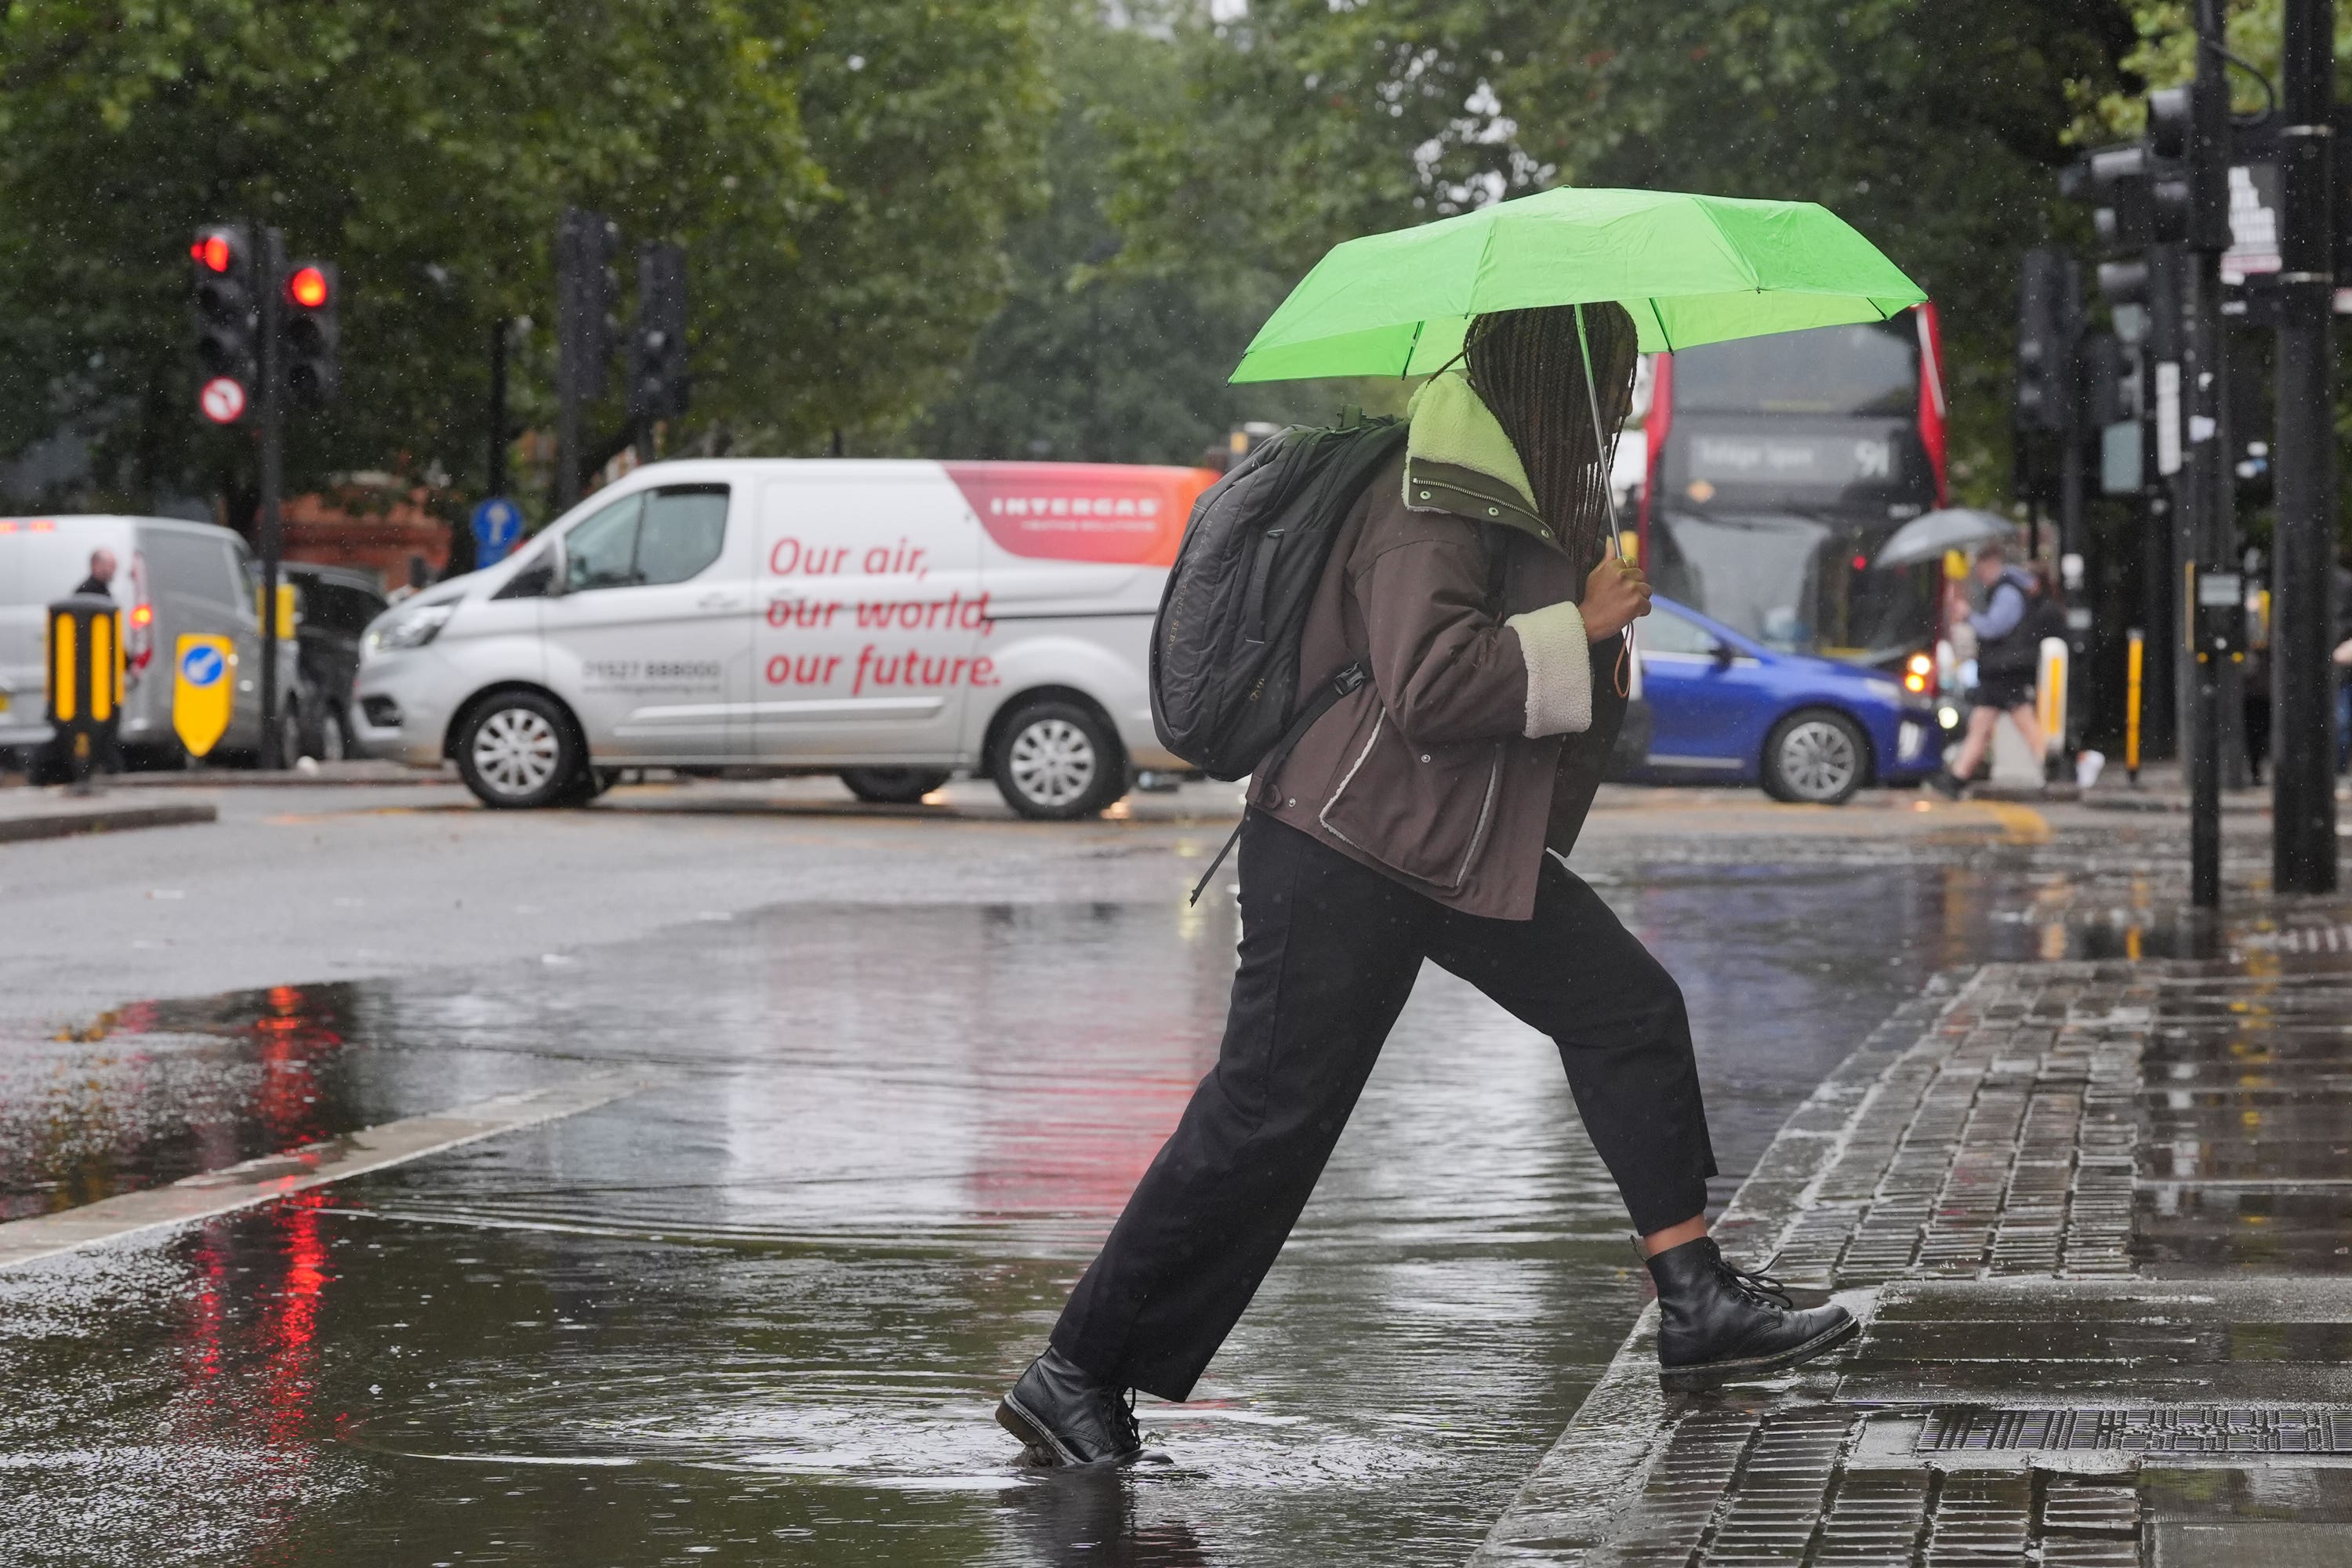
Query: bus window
1653 507 1942 663
1669 319 1918 418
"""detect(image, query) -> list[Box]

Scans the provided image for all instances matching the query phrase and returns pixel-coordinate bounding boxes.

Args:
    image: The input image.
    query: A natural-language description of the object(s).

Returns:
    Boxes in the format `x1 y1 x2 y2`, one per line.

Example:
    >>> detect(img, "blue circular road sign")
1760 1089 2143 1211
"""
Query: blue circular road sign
180 644 226 686
472 498 523 561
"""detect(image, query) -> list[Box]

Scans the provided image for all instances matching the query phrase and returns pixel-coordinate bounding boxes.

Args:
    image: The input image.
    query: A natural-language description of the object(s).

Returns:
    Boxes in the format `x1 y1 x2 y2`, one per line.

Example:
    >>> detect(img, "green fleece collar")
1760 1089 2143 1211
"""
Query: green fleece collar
1403 370 1548 540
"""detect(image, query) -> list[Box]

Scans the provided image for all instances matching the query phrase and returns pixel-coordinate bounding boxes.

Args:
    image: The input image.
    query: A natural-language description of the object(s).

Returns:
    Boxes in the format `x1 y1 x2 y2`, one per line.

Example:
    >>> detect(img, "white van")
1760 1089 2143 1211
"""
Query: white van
352 458 1214 817
0 514 303 771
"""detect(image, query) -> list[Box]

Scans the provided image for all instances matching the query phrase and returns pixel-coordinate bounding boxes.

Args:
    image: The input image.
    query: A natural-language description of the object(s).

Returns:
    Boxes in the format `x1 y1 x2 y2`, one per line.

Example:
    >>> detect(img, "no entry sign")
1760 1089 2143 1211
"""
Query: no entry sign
198 376 248 426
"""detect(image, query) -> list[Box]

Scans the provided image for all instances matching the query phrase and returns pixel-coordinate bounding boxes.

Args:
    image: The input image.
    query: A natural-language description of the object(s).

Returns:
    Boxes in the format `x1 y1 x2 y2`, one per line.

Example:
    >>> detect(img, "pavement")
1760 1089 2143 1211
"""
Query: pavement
1478 909 2352 1567
0 789 214 842
0 769 2312 1564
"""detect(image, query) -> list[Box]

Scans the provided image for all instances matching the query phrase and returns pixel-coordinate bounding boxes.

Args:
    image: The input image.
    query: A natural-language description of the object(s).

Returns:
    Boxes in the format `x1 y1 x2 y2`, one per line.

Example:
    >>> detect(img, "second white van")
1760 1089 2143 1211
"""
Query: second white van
352 457 1214 817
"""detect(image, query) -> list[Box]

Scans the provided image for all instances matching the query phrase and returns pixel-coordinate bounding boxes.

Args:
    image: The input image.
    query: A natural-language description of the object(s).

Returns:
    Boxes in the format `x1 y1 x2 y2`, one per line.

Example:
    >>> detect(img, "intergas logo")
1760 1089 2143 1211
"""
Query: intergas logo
941 463 1210 566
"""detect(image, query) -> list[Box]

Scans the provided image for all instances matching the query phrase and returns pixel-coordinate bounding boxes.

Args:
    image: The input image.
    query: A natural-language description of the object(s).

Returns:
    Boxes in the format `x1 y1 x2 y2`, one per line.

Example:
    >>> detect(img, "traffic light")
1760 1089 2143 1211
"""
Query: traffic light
2016 247 2078 434
281 260 340 408
629 241 690 423
2081 332 2135 427
557 207 620 401
190 224 256 423
2149 78 2233 252
2079 146 2157 253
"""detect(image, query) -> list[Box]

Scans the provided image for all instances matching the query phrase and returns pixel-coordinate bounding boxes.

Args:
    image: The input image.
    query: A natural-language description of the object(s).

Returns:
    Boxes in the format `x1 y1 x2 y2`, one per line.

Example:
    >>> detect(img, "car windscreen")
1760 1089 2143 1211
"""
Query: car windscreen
1669 318 1918 417
1651 510 1936 662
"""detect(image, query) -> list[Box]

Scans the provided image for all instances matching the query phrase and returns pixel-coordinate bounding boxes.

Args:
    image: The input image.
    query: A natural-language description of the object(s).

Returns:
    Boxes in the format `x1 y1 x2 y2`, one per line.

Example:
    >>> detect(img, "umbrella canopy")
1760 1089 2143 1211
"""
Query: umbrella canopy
1872 508 2019 572
1229 187 1926 384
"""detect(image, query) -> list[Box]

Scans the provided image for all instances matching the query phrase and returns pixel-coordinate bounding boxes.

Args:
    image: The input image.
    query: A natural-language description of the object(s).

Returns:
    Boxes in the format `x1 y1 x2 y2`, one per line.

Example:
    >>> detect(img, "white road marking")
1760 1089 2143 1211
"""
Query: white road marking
0 1071 648 1270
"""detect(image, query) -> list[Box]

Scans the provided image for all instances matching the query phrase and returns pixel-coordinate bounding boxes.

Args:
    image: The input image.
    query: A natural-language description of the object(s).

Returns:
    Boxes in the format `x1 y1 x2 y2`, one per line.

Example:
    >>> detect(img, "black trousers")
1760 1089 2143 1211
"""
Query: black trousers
1052 812 1716 1401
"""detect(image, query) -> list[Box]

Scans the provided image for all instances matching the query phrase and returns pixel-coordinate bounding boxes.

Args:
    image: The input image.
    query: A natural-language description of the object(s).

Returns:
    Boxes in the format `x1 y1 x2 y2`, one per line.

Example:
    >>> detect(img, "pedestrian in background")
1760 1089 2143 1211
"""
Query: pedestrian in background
1929 543 2049 798
995 302 1856 1468
74 547 117 599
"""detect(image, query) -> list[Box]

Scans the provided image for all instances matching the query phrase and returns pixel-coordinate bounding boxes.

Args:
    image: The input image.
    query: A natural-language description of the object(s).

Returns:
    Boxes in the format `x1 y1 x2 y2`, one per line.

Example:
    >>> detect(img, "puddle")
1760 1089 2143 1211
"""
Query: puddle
0 818 2290 1563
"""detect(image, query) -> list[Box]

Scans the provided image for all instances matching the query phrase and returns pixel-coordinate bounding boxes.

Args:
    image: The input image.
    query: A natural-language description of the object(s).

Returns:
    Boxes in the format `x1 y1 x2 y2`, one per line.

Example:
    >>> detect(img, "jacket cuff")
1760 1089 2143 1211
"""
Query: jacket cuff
1506 602 1592 736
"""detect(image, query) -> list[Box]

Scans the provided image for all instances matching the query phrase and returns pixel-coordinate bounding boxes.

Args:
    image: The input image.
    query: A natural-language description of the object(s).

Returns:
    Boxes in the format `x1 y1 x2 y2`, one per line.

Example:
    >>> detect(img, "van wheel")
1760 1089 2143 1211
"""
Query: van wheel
992 699 1125 820
1762 708 1869 805
840 768 951 805
456 691 581 809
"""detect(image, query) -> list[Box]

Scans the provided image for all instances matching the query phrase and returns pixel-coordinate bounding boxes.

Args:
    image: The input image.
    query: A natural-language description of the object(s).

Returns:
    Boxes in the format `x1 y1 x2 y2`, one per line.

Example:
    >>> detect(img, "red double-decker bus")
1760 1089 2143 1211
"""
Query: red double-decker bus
1634 305 1948 683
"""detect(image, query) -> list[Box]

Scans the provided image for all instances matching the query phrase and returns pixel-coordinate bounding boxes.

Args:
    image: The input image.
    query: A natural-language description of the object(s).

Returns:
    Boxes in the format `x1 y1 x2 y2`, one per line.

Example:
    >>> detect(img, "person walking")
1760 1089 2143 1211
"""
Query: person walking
1929 543 2049 799
995 303 1856 1468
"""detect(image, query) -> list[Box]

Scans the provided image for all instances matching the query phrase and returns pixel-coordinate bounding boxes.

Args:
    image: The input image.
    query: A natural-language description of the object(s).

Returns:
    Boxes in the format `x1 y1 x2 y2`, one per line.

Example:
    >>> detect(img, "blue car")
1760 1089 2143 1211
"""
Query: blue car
1632 597 1940 804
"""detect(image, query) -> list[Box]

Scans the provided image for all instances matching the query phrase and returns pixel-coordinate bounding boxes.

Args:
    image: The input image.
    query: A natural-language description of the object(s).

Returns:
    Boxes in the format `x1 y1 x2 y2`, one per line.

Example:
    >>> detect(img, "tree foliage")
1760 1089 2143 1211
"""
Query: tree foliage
1098 0 2143 500
0 0 1051 518
911 4 1334 466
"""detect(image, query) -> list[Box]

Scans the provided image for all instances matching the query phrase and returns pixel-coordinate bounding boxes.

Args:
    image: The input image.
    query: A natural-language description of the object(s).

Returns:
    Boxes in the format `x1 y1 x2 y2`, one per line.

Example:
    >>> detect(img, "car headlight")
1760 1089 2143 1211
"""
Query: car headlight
364 603 454 658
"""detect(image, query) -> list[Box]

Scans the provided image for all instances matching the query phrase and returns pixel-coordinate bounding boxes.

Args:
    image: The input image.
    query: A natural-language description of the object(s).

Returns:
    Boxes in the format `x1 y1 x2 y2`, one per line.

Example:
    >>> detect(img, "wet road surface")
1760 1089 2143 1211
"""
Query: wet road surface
0 782 2266 1564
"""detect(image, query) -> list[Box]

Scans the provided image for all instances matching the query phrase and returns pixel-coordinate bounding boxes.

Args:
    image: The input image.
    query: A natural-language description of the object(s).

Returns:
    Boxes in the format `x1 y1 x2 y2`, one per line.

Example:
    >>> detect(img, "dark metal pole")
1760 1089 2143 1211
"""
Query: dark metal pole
2187 0 2230 908
257 225 285 771
2145 246 2183 758
2274 0 2339 892
555 211 583 515
488 318 509 499
2187 252 2225 908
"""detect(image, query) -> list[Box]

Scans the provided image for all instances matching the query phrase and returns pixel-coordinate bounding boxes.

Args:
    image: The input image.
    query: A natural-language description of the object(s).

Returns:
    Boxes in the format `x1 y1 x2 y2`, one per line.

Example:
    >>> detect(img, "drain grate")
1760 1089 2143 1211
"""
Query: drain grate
1919 1406 2352 1454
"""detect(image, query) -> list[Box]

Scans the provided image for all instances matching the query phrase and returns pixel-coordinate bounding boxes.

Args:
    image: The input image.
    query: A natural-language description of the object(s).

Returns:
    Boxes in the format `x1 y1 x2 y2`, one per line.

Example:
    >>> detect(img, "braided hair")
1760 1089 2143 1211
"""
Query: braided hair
1465 301 1640 575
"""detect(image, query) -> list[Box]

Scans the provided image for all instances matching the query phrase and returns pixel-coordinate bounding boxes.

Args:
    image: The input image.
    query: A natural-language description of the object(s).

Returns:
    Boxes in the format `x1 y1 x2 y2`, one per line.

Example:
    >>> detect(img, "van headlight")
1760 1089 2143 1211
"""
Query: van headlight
364 603 454 659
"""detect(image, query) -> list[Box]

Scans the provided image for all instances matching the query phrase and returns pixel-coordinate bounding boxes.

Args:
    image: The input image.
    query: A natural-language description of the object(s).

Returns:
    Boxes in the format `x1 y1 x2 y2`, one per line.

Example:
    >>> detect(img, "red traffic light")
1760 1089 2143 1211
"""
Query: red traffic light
191 233 234 274
287 265 331 310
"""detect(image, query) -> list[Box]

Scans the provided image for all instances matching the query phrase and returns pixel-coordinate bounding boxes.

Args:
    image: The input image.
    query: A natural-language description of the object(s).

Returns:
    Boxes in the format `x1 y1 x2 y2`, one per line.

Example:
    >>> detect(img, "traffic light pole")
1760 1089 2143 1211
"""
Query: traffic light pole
2145 245 2184 761
2273 0 2339 893
257 225 285 772
2187 252 2226 909
2186 0 2232 911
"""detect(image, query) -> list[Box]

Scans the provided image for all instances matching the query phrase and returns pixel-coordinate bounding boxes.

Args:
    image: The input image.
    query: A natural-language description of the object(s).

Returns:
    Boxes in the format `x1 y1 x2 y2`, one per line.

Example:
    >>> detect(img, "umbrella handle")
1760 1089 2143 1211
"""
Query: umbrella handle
1575 303 1637 700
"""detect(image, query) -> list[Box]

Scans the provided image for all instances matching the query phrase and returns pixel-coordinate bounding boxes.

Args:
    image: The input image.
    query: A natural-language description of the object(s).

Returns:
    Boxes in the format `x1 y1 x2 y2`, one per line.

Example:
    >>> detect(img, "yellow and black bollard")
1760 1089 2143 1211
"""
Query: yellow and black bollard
46 594 124 794
2125 630 2145 785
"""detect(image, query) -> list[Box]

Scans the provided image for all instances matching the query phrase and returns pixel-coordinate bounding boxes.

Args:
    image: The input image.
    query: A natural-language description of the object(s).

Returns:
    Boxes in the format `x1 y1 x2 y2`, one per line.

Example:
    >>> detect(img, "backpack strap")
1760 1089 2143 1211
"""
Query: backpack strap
1188 659 1368 906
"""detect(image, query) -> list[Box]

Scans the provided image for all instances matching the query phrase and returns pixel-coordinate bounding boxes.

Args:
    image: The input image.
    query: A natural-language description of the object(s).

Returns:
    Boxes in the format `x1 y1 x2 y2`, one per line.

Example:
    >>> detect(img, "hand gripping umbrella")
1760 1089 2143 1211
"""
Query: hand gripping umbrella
1226 186 1926 688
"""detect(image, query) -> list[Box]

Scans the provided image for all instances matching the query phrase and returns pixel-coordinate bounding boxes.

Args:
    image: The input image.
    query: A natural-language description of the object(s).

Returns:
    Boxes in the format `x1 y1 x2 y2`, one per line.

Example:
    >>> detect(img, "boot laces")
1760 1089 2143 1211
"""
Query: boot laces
1098 1385 1141 1452
1716 1250 1793 1311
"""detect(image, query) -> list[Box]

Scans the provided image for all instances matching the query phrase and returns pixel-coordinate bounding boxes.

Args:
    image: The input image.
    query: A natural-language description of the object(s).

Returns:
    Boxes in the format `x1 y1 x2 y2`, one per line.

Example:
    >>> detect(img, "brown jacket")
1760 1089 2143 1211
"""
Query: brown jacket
1254 372 1628 920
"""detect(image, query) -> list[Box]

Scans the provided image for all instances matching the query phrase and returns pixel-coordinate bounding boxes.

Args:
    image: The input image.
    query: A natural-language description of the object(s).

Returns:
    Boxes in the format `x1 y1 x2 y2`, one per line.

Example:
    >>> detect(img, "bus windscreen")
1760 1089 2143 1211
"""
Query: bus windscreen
1668 319 1918 418
1652 508 1940 663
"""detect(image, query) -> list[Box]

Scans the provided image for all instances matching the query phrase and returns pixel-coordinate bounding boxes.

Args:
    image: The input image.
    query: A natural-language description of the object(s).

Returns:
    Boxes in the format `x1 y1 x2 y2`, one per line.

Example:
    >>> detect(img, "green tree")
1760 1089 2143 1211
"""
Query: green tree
912 5 1334 466
1100 0 2143 501
0 0 1052 521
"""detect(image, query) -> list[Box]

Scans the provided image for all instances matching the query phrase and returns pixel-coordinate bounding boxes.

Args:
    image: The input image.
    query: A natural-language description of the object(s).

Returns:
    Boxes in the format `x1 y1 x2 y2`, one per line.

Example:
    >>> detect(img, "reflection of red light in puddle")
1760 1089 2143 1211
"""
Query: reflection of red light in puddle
262 1190 331 1449
247 986 344 1151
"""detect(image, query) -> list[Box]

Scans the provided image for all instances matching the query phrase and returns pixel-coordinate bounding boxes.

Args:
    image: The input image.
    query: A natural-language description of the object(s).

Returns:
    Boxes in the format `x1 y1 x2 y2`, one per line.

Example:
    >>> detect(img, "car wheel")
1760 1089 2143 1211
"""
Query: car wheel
991 699 1126 820
1762 708 1869 805
274 706 304 771
840 767 952 805
456 691 582 809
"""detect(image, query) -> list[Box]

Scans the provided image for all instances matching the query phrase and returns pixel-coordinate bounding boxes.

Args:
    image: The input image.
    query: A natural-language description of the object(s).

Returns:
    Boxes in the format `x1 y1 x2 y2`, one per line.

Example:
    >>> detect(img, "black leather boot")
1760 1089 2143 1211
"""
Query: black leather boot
1646 1237 1857 1392
996 1348 1144 1466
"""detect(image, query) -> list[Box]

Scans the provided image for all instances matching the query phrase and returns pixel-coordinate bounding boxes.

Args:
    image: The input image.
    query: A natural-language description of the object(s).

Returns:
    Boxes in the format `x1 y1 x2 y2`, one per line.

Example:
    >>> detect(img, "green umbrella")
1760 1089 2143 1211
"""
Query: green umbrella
1229 186 1926 384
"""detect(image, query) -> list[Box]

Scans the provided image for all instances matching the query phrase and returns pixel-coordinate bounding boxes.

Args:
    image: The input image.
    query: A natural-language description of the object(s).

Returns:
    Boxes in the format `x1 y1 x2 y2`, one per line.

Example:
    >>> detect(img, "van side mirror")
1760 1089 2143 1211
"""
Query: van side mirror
546 539 570 597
